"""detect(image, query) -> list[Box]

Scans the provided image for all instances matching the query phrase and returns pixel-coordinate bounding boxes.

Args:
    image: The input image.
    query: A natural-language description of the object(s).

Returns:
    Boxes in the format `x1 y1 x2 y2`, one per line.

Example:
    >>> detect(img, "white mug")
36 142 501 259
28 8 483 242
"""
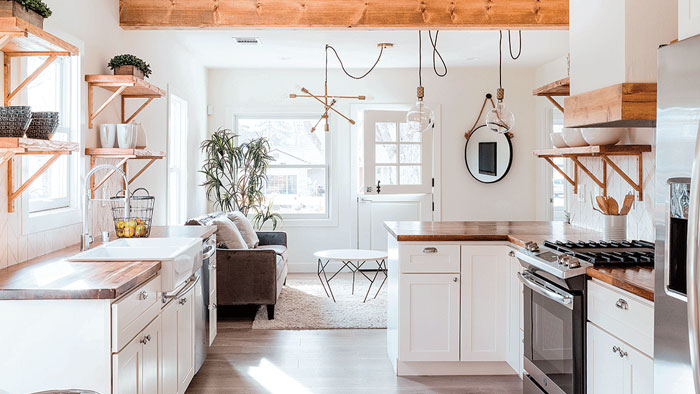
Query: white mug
99 124 116 148
116 123 135 149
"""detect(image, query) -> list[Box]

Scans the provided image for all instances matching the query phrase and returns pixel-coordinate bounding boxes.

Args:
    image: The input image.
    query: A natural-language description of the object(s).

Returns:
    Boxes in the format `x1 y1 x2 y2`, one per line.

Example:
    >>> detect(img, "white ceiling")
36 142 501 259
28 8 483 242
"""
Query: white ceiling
174 30 568 69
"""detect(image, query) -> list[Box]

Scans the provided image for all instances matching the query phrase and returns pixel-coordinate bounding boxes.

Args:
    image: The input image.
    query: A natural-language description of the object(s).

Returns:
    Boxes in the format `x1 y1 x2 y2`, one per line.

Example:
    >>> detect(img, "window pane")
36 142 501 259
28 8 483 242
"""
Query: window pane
375 144 397 163
237 118 325 165
265 167 326 215
375 122 397 142
399 123 422 142
376 166 397 185
399 144 421 164
400 166 422 185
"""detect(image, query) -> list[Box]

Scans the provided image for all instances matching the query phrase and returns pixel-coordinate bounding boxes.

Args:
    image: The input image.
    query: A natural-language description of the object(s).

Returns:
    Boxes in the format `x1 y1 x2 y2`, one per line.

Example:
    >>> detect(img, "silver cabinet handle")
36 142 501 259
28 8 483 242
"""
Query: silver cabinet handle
423 247 438 254
140 334 151 344
612 346 628 358
508 251 515 257
453 277 458 282
179 297 188 305
615 298 628 310
612 345 619 354
138 291 148 300
209 303 217 310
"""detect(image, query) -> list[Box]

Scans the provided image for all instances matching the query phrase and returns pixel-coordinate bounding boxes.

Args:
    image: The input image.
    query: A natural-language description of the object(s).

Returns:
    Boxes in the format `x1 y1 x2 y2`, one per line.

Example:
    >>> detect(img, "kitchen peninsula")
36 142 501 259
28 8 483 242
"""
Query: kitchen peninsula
384 221 653 380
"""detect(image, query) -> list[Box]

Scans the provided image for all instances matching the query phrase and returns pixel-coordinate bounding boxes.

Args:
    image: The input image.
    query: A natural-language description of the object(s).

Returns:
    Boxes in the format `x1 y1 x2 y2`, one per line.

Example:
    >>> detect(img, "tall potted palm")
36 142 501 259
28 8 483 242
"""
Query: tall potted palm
200 128 282 229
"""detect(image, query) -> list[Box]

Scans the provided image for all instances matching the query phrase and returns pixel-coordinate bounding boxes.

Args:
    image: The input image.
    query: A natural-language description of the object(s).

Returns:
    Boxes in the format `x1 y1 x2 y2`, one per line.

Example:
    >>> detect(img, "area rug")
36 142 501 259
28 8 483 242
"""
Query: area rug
252 273 387 330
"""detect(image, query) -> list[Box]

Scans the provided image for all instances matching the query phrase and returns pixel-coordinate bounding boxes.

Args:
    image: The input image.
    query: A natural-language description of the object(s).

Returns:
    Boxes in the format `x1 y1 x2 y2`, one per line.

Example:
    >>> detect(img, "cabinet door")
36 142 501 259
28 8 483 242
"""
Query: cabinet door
209 288 217 346
161 300 179 394
679 0 700 40
142 316 161 394
399 273 460 361
113 330 142 394
177 284 196 393
587 323 625 394
460 245 508 361
506 249 523 374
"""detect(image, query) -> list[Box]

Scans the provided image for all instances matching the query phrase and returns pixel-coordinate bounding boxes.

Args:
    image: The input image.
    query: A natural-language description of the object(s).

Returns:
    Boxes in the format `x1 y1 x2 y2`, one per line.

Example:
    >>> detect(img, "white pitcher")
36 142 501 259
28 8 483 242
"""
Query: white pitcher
116 123 135 149
99 124 116 148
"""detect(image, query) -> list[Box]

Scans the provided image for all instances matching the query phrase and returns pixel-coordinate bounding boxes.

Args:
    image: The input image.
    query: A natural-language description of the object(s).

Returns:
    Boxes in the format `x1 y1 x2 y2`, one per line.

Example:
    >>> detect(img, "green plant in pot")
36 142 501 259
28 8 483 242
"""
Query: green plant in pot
200 128 283 230
1 0 52 28
108 54 152 79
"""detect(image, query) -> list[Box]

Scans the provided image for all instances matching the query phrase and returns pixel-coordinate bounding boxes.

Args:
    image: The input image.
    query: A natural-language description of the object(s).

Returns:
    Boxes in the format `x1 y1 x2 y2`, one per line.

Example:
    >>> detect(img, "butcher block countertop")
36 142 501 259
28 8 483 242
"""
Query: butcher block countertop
0 225 215 301
384 221 603 246
384 221 655 301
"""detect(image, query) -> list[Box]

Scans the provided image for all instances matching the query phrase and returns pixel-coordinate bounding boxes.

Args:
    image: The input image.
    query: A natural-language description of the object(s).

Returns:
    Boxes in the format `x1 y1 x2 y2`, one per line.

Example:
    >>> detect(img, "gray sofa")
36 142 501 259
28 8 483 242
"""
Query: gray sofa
186 212 288 319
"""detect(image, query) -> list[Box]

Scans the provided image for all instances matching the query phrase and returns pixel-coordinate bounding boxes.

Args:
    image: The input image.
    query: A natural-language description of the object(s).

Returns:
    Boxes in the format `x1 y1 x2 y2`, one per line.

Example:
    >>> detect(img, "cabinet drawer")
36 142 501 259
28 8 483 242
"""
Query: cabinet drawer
399 244 460 273
587 280 654 357
112 274 162 353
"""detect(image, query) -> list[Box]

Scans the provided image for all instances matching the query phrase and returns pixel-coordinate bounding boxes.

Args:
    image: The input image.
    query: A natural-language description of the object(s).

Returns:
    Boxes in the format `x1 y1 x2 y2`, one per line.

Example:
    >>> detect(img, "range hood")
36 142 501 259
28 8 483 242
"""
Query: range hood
563 83 657 128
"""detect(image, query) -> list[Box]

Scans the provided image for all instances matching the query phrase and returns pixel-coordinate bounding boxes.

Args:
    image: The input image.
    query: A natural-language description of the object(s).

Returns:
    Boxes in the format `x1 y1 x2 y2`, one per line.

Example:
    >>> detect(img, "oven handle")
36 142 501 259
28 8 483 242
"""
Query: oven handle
687 127 700 394
518 271 573 310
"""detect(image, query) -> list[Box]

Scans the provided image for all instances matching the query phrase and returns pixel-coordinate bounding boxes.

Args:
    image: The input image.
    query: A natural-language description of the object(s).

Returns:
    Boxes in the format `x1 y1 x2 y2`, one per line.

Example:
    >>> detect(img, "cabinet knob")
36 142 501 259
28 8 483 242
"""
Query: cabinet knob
453 277 458 282
615 298 628 310
612 345 628 358
508 251 515 257
138 291 148 300
179 297 188 305
140 334 151 344
423 247 438 254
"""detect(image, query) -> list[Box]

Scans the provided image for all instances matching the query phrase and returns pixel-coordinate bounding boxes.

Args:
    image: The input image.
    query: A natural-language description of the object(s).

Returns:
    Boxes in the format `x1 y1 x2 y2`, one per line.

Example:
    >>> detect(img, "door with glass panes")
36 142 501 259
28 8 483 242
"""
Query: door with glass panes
359 110 433 251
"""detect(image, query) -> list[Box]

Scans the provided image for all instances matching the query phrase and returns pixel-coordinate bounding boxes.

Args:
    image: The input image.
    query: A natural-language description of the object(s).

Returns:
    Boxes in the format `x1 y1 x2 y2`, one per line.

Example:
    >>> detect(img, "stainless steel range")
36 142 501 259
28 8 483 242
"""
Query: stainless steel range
515 240 655 394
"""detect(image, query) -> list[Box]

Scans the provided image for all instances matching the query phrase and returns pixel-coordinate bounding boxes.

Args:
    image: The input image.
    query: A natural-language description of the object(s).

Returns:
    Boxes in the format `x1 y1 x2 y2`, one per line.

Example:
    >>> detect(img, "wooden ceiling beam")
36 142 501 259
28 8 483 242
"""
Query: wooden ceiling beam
119 0 568 30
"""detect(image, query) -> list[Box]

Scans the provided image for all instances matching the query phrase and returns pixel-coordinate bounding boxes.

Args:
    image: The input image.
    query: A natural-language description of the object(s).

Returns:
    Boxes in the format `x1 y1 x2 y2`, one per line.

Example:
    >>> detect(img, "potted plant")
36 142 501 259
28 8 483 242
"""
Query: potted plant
200 128 283 230
108 54 152 79
0 0 52 28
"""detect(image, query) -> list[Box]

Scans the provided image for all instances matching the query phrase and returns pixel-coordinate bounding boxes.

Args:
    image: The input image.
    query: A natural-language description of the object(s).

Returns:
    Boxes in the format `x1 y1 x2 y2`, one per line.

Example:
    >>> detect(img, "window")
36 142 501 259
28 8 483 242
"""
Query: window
167 94 188 225
235 117 328 218
550 110 567 221
24 55 77 214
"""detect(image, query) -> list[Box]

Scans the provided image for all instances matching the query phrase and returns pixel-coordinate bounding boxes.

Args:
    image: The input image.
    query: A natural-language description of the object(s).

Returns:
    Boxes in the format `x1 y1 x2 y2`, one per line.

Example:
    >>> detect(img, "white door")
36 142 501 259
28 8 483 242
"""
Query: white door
113 331 142 394
161 300 179 394
142 316 161 394
460 245 508 361
587 323 653 394
359 110 434 251
399 273 460 361
177 284 196 393
167 93 188 225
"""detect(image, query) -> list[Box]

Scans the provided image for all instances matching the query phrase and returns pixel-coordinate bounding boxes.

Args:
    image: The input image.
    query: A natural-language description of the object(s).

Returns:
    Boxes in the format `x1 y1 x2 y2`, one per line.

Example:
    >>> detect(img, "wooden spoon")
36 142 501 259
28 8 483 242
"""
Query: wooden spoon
619 194 634 215
596 196 609 214
605 196 619 215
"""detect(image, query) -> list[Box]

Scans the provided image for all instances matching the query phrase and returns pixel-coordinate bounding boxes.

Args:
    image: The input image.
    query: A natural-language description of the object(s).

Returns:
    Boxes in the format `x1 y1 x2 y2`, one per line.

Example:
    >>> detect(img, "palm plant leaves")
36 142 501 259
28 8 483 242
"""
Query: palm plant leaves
200 128 281 229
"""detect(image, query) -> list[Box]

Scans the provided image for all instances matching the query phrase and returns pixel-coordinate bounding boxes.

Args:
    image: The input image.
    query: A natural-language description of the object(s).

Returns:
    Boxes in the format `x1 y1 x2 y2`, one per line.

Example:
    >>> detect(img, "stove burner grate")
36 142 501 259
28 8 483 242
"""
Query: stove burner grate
542 240 655 266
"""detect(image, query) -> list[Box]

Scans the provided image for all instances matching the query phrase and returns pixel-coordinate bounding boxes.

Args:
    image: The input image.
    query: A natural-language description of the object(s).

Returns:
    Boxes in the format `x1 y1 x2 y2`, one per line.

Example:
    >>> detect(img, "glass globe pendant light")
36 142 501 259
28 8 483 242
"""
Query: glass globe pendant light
486 31 516 134
406 31 434 133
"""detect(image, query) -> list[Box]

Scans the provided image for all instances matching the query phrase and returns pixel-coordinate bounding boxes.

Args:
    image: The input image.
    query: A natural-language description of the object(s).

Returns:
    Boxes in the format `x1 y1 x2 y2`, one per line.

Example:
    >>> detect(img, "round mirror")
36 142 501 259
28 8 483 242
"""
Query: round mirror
464 124 513 183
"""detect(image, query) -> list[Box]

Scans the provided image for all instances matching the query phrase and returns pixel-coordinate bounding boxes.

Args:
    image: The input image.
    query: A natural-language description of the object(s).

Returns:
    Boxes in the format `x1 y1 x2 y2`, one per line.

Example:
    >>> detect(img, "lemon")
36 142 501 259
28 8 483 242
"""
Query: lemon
127 219 138 228
124 226 135 238
135 224 147 237
116 220 126 230
116 229 124 238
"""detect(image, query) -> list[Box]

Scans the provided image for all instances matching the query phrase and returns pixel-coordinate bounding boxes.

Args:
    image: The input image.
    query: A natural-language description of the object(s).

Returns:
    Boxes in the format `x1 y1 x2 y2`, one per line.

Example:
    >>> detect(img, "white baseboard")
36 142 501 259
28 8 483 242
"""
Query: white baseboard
396 361 517 376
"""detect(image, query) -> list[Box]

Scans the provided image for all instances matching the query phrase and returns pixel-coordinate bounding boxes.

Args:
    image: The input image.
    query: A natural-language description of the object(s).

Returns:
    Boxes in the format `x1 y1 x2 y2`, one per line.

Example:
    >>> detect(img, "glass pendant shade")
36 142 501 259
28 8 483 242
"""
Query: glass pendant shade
406 99 434 133
485 101 515 134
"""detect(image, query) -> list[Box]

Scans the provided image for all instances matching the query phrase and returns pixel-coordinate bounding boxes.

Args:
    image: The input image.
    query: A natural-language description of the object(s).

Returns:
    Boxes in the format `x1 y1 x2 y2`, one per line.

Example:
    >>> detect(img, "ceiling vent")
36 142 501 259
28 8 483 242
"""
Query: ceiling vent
234 37 261 45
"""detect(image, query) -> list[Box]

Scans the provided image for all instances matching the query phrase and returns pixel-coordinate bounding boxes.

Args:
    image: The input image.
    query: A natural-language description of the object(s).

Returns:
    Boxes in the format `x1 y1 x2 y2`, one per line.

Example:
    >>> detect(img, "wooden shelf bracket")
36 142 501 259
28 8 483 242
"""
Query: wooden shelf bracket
6 151 69 212
85 75 165 129
4 53 57 106
569 156 607 196
86 148 165 197
601 153 644 201
543 156 576 194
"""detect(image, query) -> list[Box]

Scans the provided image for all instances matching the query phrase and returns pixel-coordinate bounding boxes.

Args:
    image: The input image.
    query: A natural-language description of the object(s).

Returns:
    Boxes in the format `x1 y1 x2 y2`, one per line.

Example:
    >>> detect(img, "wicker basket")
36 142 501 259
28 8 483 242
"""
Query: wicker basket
0 106 32 137
26 112 59 140
110 188 155 238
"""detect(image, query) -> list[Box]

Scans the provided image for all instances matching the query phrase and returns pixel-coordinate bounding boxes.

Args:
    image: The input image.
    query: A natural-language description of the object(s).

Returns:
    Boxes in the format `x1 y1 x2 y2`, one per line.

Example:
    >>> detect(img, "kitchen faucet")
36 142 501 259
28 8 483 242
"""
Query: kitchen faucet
82 164 130 251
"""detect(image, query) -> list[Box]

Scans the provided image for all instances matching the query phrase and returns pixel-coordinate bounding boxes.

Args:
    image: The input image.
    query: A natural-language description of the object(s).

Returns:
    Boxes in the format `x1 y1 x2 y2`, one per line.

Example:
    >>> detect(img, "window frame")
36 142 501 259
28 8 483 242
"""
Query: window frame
233 114 331 221
167 92 189 225
19 53 81 235
546 107 568 221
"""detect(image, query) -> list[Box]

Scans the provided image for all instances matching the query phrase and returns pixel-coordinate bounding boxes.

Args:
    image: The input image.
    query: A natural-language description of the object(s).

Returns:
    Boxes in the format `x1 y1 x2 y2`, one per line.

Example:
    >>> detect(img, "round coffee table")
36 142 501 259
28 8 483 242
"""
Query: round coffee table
314 249 388 303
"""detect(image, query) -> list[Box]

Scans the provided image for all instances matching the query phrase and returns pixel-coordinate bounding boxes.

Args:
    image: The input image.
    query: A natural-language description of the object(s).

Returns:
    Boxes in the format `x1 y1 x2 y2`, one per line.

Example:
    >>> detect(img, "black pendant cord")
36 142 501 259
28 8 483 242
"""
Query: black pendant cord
498 30 503 89
418 30 422 86
428 30 448 77
508 30 522 60
326 44 385 80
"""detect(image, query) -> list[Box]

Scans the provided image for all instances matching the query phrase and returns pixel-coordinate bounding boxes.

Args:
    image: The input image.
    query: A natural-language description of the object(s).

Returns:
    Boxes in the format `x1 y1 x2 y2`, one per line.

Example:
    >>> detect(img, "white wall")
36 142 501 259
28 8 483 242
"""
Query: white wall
207 66 539 271
0 0 208 268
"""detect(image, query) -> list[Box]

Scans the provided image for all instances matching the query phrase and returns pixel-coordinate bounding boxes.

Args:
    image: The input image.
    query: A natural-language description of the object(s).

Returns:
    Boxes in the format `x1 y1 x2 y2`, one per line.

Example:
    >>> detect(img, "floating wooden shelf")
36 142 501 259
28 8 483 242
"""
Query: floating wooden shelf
0 137 79 212
563 83 657 128
1 17 79 106
85 75 166 128
534 144 652 201
533 77 569 113
85 148 165 197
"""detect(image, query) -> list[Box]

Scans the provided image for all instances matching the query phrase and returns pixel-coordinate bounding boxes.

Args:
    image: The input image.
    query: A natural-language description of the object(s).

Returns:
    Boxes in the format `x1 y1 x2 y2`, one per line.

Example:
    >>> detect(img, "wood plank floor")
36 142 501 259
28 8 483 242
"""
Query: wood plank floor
187 308 523 394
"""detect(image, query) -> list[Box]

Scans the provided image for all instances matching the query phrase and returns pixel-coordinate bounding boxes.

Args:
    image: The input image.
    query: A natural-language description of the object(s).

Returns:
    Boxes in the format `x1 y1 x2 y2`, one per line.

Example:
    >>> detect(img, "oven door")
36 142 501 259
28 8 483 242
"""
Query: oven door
520 270 584 394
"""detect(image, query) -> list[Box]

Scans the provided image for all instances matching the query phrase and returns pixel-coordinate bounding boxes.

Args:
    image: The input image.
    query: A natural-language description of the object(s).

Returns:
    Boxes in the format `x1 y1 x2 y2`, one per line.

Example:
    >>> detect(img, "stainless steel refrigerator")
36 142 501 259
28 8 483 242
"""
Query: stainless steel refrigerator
656 34 700 394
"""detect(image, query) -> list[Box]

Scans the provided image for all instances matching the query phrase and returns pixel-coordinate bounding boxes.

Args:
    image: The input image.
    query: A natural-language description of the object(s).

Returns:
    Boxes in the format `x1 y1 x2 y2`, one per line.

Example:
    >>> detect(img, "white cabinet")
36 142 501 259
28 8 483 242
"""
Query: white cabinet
209 255 218 346
399 273 460 361
506 249 524 375
679 0 700 40
161 281 196 394
460 245 508 361
113 315 161 394
587 323 653 394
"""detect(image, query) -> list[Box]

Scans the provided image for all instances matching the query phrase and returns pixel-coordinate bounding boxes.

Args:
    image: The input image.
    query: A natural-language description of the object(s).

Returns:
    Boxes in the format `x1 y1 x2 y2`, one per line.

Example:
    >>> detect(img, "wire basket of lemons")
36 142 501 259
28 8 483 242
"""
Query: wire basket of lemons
110 188 154 238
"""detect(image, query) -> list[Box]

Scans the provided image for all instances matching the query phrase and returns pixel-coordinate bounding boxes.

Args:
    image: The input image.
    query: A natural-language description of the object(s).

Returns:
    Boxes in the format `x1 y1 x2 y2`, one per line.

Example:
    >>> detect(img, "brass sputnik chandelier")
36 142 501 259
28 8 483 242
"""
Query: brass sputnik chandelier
290 43 392 133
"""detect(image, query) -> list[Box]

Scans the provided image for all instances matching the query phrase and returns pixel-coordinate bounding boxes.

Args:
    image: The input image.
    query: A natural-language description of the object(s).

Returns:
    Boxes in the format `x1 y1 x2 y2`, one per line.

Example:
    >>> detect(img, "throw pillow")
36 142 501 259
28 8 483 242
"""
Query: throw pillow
212 216 248 249
228 211 260 248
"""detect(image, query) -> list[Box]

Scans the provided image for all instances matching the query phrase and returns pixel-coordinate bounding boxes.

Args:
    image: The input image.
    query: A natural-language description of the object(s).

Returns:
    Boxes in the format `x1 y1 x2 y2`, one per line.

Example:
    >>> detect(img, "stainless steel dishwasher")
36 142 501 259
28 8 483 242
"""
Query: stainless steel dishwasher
195 234 216 374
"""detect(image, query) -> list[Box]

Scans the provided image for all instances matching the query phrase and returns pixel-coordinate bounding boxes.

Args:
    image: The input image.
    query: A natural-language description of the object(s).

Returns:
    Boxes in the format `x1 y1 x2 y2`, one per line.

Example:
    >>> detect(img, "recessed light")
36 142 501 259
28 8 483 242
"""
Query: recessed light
234 37 261 45
465 56 480 62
